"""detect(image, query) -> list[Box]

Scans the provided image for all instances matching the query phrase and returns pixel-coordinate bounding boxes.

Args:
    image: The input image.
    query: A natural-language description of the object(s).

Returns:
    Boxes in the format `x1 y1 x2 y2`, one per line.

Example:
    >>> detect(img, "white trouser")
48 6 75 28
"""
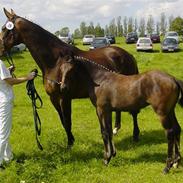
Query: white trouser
0 100 13 165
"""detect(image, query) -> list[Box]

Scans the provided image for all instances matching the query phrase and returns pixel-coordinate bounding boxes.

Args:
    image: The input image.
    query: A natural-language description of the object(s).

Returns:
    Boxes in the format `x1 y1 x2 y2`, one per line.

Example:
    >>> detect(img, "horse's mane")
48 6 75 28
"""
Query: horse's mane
74 56 115 73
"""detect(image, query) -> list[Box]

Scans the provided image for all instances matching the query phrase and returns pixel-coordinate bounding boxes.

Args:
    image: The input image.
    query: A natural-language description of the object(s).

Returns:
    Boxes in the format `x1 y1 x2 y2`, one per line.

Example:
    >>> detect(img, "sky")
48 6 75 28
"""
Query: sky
0 0 183 33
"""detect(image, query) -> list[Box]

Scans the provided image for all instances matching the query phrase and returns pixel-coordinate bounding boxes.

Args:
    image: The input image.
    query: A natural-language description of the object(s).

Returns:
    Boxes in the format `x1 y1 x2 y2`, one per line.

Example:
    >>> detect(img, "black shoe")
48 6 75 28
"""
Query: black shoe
0 164 5 170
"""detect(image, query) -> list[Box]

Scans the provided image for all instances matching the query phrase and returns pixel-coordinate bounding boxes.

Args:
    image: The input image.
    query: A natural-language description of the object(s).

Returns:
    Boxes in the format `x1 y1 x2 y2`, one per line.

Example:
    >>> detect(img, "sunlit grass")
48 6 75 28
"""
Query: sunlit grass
0 38 183 182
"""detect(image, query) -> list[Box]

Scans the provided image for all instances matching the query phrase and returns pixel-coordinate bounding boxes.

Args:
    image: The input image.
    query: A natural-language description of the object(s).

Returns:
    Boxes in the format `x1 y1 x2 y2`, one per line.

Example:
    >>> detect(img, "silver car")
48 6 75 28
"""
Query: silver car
82 35 95 45
136 37 153 51
161 37 179 52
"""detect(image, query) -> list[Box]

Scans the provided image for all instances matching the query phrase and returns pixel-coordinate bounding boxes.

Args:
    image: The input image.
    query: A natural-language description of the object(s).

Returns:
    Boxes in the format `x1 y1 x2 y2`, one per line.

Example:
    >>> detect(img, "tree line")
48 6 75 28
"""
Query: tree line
55 13 183 38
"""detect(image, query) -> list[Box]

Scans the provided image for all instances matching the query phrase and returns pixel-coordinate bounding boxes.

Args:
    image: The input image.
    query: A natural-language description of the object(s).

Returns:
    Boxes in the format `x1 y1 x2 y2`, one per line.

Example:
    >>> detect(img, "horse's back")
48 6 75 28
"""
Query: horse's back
77 46 138 75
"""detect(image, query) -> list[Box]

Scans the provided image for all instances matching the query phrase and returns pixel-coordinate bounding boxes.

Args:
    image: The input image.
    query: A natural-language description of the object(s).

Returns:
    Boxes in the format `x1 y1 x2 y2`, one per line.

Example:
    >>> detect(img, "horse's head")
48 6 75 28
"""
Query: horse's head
0 8 23 55
59 55 76 92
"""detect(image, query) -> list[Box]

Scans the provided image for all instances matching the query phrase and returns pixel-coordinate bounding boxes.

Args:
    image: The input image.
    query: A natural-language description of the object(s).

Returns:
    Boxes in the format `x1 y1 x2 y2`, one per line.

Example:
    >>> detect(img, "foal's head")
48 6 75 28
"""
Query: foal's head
59 56 75 92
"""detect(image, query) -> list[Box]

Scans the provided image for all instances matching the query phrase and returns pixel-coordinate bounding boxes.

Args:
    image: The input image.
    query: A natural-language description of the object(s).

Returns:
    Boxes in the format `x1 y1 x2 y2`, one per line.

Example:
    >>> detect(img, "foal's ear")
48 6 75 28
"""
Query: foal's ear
3 8 13 19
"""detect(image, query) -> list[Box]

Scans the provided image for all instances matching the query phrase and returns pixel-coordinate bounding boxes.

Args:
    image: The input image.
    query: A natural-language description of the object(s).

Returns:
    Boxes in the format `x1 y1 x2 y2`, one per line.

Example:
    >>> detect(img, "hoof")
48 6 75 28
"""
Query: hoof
173 162 178 169
163 167 169 174
133 136 139 142
103 159 109 165
113 128 118 135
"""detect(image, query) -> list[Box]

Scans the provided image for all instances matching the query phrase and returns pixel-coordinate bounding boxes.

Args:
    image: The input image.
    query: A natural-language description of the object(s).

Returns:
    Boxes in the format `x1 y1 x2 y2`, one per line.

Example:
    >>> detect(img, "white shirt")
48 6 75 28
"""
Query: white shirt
0 60 14 102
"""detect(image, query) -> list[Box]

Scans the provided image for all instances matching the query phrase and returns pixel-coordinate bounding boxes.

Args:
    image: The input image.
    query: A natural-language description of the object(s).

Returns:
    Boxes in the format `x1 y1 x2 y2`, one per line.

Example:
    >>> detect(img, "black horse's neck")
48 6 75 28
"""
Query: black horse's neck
17 17 79 72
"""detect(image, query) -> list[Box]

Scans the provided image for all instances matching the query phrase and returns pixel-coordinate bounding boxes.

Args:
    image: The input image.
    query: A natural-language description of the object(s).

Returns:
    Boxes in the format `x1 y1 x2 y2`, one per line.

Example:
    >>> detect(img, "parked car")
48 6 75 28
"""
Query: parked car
165 31 179 43
126 32 138 44
82 34 95 45
58 33 74 44
136 37 153 51
11 43 26 53
105 35 116 44
161 37 179 52
150 33 160 43
89 37 110 50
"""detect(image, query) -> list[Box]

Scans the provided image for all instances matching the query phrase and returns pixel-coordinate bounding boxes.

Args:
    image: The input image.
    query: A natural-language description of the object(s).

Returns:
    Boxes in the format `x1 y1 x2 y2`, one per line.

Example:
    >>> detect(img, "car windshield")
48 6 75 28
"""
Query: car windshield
139 39 151 43
85 35 93 38
167 32 178 37
163 38 177 44
93 39 106 44
127 32 137 37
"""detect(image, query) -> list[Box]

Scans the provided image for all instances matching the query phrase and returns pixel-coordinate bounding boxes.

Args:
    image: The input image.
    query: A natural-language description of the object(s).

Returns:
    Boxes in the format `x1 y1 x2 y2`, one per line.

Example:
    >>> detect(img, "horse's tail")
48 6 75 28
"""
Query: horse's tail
175 79 183 107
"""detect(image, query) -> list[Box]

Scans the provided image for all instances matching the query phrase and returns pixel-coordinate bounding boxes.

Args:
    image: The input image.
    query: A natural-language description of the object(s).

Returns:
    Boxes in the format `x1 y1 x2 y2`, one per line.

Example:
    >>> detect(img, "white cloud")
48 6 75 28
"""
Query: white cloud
0 0 182 33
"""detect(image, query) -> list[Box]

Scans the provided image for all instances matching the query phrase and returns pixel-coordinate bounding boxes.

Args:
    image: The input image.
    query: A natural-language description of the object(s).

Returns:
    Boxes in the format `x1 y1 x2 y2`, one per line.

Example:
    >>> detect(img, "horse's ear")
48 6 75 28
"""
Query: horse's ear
3 8 13 19
11 9 16 16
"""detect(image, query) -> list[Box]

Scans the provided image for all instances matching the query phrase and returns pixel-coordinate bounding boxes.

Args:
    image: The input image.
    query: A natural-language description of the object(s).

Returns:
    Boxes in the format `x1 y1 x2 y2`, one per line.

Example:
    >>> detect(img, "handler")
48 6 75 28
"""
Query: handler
0 59 36 170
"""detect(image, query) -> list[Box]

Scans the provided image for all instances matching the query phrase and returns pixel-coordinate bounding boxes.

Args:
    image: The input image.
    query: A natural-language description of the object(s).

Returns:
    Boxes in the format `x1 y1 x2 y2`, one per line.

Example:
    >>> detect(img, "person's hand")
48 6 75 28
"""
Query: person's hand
27 71 36 81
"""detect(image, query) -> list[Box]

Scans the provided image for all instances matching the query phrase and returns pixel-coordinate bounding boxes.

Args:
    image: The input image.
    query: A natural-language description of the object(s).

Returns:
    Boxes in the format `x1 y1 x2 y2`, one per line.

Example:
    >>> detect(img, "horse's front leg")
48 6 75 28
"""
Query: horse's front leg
50 95 75 147
97 107 116 165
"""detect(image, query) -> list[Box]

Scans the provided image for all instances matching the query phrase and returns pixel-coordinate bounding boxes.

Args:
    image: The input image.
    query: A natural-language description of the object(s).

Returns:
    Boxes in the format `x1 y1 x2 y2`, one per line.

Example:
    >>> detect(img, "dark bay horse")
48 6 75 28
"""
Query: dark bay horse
60 55 182 174
0 8 139 146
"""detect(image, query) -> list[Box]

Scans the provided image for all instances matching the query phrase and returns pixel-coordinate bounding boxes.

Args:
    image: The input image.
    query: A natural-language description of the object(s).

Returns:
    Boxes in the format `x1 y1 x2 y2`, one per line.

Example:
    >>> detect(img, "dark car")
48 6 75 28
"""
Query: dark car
89 37 110 50
150 33 160 43
161 37 179 52
105 35 116 44
125 32 138 44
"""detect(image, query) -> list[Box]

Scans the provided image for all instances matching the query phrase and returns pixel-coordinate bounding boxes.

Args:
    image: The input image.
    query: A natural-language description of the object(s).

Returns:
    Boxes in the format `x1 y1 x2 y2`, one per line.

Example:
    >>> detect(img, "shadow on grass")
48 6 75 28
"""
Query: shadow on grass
13 129 175 177
115 129 166 151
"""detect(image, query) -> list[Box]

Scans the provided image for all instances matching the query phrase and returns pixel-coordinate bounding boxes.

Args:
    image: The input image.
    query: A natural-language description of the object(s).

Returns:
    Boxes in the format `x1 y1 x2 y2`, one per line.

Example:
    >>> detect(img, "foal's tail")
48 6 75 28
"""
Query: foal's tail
175 79 183 107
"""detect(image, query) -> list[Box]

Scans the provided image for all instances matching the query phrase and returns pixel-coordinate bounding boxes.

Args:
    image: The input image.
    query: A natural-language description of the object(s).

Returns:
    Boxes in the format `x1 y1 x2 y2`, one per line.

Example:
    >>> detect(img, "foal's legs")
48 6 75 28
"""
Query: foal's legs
97 107 116 164
113 111 121 135
50 96 75 147
159 111 181 174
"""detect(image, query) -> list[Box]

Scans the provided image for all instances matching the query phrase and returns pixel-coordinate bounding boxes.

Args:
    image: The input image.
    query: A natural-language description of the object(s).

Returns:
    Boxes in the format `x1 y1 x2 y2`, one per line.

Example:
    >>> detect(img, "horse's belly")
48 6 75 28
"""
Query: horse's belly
110 95 147 111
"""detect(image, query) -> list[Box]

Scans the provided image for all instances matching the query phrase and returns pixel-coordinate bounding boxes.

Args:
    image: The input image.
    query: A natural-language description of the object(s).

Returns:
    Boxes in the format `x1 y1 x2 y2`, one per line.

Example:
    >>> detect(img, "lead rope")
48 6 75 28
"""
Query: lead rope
26 69 43 150
5 52 16 78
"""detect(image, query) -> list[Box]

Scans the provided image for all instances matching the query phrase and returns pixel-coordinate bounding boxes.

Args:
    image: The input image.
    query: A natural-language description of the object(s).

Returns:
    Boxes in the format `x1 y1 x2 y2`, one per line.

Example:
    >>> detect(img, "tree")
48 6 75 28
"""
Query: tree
54 30 60 37
80 21 87 37
156 22 160 35
73 28 81 38
146 15 154 34
60 27 70 36
134 18 138 32
105 25 110 35
128 17 133 33
168 15 174 31
109 18 117 36
116 16 123 36
88 22 95 35
160 12 167 35
169 17 183 35
123 16 128 35
138 18 146 36
95 23 104 37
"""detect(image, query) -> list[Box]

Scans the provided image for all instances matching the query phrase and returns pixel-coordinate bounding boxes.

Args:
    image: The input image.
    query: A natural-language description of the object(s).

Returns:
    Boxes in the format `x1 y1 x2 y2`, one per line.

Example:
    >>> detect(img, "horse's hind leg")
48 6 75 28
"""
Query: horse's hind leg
159 111 181 174
172 114 181 168
50 96 75 147
113 111 121 135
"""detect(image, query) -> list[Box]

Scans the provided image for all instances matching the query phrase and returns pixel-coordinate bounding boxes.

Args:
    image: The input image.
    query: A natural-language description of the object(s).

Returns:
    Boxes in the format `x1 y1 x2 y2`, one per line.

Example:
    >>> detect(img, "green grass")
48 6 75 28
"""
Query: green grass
1 37 183 182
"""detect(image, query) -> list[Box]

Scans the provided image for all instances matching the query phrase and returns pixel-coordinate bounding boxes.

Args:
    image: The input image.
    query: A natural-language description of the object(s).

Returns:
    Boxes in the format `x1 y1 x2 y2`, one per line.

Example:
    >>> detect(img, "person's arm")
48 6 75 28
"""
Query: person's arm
4 72 36 85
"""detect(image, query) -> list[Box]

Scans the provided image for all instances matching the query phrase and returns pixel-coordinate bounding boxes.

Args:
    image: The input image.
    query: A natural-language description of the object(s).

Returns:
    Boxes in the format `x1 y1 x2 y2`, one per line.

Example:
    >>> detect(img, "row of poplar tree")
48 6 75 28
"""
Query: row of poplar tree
55 13 183 38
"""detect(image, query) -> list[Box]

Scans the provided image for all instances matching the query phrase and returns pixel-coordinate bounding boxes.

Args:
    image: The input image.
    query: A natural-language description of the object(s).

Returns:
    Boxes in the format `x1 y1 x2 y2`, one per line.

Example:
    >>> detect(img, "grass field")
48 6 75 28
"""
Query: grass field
1 37 183 183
